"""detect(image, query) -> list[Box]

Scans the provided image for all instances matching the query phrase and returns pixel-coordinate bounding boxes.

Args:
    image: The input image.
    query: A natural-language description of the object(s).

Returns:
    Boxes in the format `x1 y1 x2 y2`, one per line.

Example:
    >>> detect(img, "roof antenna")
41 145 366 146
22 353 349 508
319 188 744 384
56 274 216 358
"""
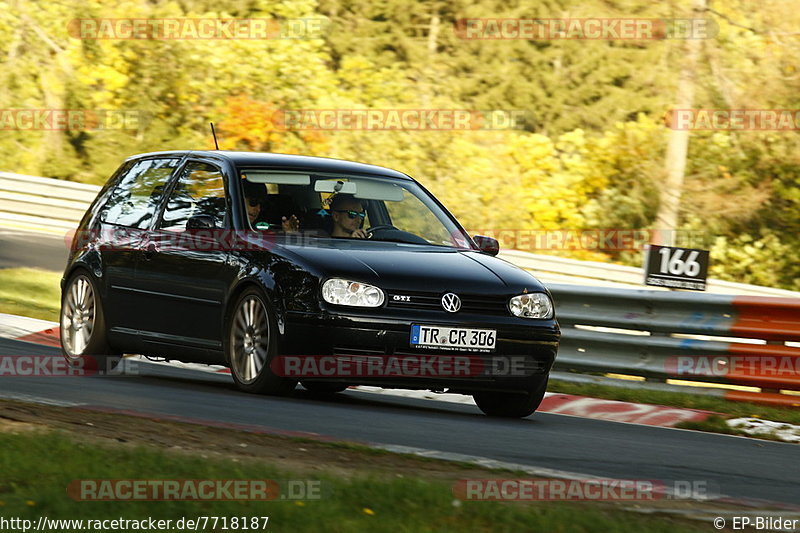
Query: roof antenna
210 122 220 150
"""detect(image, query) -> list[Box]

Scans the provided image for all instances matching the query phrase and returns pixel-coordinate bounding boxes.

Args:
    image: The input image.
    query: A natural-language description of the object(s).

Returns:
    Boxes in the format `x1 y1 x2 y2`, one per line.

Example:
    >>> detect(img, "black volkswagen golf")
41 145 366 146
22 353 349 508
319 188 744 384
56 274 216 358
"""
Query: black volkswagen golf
60 151 559 417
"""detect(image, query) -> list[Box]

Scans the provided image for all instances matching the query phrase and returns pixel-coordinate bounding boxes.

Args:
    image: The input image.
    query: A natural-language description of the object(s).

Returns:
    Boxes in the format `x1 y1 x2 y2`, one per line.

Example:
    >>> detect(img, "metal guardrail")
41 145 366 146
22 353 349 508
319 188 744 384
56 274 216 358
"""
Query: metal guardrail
0 172 100 229
550 284 800 407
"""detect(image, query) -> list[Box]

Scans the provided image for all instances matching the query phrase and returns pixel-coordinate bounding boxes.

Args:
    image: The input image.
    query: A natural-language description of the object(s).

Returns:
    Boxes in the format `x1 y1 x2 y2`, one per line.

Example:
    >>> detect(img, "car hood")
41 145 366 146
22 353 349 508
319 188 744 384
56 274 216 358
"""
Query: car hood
280 240 547 295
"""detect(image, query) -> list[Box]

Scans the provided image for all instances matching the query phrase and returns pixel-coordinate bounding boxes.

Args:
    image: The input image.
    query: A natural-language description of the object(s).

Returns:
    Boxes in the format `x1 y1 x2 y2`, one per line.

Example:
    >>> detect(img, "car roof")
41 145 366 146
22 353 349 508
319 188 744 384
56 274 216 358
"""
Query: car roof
127 150 413 180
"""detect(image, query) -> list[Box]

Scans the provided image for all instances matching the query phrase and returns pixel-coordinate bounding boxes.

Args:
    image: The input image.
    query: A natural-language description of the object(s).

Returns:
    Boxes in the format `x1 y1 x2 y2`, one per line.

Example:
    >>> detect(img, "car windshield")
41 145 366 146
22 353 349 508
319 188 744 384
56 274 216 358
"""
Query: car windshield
239 170 473 248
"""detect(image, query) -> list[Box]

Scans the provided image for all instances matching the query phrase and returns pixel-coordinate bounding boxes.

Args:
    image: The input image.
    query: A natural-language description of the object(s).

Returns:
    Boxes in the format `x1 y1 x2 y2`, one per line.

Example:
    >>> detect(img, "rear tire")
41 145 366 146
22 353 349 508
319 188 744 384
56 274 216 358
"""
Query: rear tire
60 271 119 373
473 378 548 418
227 287 296 395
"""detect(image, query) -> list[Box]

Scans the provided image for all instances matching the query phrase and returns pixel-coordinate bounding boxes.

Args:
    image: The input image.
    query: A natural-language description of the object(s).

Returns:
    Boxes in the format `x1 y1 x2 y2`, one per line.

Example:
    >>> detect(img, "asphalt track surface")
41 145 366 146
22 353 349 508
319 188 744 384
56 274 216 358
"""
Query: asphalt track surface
1 337 798 507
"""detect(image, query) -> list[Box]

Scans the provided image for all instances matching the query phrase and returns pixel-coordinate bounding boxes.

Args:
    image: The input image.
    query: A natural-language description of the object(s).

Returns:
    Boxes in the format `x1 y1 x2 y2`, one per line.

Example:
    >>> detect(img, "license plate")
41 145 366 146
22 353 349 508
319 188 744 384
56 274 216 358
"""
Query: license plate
410 325 496 352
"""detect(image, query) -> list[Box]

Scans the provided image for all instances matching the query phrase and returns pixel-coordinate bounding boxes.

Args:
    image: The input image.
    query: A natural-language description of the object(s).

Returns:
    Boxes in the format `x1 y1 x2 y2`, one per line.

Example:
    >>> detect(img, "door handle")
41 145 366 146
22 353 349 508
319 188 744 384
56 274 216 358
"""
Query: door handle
142 242 158 260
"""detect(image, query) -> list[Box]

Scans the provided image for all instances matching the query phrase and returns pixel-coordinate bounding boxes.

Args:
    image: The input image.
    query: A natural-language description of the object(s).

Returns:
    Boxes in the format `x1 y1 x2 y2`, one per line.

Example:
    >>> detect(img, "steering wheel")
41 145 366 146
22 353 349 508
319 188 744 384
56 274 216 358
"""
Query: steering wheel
365 224 397 238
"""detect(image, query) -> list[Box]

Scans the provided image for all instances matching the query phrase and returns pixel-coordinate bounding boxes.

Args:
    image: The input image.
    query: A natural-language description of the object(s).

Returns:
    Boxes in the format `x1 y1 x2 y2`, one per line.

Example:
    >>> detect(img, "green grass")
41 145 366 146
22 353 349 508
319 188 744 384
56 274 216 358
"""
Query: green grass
549 379 800 425
0 268 62 321
0 431 706 532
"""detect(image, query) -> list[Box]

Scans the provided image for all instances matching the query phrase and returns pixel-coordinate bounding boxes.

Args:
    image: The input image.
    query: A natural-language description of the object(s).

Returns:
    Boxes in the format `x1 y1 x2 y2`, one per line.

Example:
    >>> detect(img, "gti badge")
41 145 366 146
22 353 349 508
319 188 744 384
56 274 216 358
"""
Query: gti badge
441 292 461 313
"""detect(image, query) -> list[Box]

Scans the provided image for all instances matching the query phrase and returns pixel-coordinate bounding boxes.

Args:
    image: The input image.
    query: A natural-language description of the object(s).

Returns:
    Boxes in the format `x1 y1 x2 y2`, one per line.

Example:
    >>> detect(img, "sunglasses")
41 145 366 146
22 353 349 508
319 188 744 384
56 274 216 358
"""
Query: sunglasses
334 209 366 220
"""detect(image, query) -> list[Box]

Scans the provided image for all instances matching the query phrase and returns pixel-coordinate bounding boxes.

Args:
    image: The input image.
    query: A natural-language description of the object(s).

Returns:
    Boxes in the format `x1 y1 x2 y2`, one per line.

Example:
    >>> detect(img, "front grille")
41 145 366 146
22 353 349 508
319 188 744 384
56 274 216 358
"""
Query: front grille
386 290 509 315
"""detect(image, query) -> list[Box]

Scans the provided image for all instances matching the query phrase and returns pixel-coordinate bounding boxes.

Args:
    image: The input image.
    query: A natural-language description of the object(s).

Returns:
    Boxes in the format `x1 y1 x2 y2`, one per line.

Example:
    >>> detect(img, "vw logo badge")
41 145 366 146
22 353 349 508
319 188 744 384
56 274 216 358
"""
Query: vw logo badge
441 292 461 313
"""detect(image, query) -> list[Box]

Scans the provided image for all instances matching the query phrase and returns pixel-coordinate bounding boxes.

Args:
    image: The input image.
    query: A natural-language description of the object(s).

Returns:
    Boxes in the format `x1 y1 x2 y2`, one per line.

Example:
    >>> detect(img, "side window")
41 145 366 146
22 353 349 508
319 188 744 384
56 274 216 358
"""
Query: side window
101 158 180 229
160 162 227 231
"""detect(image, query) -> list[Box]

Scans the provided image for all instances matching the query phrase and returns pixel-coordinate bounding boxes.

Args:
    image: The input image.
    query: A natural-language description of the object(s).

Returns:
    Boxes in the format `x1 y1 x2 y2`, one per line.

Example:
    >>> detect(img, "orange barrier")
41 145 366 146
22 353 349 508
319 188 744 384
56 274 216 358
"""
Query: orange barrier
724 390 800 408
732 296 800 342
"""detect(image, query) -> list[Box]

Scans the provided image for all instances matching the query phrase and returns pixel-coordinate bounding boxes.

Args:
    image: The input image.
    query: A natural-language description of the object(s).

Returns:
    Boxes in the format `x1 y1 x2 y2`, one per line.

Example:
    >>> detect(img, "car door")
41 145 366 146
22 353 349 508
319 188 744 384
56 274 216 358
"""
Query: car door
96 157 182 347
134 160 234 358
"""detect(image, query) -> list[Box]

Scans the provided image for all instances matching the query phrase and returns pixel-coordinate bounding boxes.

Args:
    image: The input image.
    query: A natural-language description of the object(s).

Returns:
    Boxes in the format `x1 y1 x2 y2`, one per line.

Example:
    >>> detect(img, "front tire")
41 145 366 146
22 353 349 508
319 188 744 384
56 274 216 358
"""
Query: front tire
227 287 296 395
473 378 548 418
60 272 118 372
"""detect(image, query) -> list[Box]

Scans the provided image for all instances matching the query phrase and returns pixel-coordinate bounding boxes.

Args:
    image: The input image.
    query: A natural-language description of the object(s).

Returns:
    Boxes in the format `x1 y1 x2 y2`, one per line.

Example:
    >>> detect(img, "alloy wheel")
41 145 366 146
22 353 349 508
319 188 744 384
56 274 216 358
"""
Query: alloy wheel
61 275 96 358
230 295 270 384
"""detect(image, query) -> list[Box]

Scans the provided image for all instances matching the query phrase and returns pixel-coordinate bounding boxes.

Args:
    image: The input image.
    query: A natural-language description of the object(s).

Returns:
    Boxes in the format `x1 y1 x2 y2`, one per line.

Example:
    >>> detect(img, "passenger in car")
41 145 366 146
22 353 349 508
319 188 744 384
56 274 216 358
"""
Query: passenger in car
243 182 300 232
329 194 367 239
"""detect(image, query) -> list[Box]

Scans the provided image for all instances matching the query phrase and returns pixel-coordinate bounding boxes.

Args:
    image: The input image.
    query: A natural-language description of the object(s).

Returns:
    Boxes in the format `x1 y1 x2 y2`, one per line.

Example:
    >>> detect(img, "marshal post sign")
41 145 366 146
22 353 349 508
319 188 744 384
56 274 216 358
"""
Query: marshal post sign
644 245 709 291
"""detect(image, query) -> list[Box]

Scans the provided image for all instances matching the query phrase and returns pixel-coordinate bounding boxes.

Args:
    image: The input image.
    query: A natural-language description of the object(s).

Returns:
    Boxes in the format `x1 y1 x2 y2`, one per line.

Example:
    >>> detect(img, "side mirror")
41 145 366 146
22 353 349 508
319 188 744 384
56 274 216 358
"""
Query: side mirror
186 214 215 230
473 235 499 256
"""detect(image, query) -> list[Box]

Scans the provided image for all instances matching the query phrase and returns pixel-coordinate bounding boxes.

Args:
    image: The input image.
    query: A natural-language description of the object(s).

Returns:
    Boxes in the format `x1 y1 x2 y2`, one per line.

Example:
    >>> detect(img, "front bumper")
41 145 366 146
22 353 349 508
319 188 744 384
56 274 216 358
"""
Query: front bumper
281 310 560 394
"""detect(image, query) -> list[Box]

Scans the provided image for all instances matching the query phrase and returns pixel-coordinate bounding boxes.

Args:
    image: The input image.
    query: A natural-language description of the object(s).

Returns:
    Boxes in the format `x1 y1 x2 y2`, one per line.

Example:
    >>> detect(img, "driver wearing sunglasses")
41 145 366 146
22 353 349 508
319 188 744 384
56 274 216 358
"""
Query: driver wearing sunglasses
329 194 368 239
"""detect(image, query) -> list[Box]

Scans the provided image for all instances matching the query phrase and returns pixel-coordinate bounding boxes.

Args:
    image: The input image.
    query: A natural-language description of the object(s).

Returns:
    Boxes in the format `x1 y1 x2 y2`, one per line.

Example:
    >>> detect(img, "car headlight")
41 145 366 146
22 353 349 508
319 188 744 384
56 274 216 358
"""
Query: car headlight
322 278 385 307
508 293 553 319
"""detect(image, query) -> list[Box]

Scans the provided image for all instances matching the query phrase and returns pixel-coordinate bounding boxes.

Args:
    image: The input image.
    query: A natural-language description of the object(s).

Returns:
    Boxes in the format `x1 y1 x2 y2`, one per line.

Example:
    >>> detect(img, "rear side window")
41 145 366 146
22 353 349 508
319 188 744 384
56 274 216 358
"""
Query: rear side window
101 158 180 229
